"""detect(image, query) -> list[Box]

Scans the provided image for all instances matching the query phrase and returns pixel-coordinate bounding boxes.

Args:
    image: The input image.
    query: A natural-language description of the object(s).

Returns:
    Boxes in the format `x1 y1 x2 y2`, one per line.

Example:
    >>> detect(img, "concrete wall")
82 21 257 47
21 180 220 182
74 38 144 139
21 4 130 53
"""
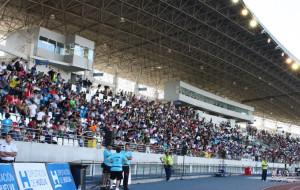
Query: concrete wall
179 81 254 111
180 94 253 121
164 81 180 101
10 141 289 170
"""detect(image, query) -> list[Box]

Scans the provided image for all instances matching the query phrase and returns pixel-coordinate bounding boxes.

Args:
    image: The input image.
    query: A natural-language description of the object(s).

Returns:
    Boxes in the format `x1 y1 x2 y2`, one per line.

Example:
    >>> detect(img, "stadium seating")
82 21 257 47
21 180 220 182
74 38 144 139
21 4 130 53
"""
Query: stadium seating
0 59 299 164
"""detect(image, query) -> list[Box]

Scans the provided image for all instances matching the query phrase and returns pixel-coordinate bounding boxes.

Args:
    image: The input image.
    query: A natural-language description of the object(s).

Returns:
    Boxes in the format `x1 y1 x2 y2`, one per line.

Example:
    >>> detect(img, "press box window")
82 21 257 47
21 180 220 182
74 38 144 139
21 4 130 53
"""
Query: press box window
38 36 48 50
56 42 65 55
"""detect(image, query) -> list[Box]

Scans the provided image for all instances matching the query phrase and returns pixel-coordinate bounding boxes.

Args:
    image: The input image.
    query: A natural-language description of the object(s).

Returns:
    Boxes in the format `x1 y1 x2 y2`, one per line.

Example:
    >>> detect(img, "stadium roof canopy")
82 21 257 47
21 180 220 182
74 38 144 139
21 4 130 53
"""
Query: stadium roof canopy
1 0 300 125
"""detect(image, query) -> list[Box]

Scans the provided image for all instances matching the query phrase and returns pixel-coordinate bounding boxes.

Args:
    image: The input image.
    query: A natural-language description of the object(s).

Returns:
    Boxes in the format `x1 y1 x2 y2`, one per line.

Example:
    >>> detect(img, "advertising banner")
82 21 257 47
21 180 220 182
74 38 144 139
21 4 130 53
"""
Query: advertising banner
35 60 49 65
0 164 19 190
46 163 76 190
13 163 53 190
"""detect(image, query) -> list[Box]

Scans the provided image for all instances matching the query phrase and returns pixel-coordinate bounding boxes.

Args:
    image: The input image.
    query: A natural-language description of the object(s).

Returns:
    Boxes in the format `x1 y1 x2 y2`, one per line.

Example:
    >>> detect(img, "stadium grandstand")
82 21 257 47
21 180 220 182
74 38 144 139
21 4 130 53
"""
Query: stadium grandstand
0 0 299 190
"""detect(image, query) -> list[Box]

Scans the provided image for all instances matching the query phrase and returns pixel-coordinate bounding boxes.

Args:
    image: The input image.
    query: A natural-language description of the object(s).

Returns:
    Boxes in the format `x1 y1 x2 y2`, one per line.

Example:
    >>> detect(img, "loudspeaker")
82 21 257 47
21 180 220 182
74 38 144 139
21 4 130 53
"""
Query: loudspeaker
182 145 188 156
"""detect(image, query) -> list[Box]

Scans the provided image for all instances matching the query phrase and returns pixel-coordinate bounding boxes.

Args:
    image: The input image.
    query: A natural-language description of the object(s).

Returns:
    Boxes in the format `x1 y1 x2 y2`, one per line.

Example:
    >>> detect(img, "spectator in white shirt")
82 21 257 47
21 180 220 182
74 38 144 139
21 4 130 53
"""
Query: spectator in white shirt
0 62 7 72
36 108 46 121
29 102 38 119
0 134 17 163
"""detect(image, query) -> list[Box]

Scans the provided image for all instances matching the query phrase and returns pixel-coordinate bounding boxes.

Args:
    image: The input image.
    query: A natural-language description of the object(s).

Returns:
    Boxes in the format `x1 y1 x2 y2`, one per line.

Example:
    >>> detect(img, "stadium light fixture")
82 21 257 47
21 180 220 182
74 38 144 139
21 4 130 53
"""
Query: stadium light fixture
291 63 299 71
49 14 55 20
286 58 293 64
249 19 257 27
281 52 285 57
241 9 248 16
120 17 125 23
267 38 271 43
232 0 239 3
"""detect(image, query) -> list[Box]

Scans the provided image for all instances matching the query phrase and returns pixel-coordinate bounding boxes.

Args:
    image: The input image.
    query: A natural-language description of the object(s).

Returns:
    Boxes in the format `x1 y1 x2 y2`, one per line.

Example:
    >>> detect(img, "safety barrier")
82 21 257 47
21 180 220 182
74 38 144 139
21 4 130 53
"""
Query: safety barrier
0 163 77 190
271 169 299 183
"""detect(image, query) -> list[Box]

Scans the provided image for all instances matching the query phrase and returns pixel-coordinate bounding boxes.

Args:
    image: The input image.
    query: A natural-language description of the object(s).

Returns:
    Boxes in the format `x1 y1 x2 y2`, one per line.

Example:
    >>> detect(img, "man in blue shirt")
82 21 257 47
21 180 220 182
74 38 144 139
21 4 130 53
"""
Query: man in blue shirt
102 145 112 190
121 144 132 190
1 113 12 138
107 147 128 190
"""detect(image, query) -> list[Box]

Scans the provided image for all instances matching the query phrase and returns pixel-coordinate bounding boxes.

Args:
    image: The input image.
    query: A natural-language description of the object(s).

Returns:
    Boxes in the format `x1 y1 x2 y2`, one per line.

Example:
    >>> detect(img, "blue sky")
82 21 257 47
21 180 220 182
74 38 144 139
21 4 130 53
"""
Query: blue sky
244 0 300 62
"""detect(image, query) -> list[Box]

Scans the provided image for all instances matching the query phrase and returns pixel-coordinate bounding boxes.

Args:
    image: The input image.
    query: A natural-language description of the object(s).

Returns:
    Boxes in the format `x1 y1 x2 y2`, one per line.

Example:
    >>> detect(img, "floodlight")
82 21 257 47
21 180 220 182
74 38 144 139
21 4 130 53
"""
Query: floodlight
267 38 271 43
120 17 125 23
286 58 292 64
49 14 55 20
291 63 299 70
281 53 284 57
241 9 248 16
232 0 239 3
249 19 257 27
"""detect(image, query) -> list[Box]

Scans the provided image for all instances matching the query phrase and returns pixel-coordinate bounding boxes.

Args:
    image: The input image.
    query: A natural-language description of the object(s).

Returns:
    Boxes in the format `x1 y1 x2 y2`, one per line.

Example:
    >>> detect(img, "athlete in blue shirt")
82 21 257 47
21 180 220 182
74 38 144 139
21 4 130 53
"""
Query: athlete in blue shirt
101 145 112 190
1 113 12 137
121 144 133 190
107 147 128 190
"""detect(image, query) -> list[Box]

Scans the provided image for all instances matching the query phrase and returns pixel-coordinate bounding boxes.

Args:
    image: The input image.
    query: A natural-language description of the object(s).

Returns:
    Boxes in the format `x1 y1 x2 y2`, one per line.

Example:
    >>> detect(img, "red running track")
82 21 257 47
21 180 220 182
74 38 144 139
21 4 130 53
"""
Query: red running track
261 183 300 190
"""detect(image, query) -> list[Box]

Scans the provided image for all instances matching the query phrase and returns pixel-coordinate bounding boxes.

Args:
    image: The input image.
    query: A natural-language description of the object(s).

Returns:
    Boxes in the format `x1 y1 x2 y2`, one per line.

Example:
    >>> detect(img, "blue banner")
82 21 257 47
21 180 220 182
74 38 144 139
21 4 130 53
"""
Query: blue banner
93 73 104 77
46 163 76 190
173 101 181 105
35 60 49 65
138 87 147 91
0 164 19 190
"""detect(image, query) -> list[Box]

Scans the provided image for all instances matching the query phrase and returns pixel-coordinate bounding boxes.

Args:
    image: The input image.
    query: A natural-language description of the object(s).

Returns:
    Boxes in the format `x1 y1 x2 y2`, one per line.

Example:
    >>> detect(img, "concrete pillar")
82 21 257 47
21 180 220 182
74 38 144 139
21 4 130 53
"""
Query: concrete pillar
154 89 159 101
134 81 140 97
113 74 119 95
83 70 88 80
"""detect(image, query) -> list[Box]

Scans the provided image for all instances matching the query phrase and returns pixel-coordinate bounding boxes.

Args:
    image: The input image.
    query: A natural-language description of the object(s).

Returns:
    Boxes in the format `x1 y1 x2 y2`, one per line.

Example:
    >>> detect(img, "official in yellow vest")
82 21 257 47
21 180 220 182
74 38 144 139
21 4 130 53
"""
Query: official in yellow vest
261 157 268 181
160 151 173 181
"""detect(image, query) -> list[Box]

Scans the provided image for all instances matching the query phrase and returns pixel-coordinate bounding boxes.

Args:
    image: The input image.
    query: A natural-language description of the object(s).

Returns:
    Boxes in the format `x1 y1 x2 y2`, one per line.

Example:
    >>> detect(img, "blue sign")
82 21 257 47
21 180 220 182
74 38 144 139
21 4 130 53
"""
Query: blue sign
138 87 147 91
0 164 19 190
93 73 104 77
173 101 181 105
35 60 49 65
46 163 76 190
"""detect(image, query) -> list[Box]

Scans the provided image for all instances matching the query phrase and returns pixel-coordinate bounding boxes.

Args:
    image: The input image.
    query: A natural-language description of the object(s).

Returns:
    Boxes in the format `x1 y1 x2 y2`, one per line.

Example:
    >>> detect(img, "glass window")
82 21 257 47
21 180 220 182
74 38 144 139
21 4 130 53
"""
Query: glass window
48 39 56 52
74 44 81 56
65 44 74 55
56 42 65 55
88 49 94 60
80 46 85 57
84 47 89 58
38 36 48 50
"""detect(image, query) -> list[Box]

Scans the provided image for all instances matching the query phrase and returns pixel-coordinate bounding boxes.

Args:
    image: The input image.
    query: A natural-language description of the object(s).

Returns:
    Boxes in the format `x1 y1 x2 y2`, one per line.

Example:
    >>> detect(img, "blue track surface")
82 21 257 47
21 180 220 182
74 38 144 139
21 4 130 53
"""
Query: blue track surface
124 175 288 190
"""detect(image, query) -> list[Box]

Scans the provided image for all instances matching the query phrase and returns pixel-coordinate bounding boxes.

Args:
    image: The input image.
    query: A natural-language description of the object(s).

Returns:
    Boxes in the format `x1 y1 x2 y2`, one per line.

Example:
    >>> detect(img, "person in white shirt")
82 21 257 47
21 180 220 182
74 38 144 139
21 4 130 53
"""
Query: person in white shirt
29 103 38 119
36 108 46 121
0 134 17 163
0 62 7 72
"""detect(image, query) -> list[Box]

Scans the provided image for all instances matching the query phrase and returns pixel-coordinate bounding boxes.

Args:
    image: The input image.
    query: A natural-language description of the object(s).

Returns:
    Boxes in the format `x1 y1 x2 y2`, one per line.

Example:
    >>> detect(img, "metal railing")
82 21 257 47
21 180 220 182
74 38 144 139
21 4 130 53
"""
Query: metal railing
74 160 282 188
0 122 298 164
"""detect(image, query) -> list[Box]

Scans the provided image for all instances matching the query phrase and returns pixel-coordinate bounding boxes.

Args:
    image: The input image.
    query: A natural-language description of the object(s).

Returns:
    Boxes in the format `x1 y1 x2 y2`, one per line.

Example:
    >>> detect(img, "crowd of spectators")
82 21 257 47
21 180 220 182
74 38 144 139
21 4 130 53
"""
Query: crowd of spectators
0 57 299 164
